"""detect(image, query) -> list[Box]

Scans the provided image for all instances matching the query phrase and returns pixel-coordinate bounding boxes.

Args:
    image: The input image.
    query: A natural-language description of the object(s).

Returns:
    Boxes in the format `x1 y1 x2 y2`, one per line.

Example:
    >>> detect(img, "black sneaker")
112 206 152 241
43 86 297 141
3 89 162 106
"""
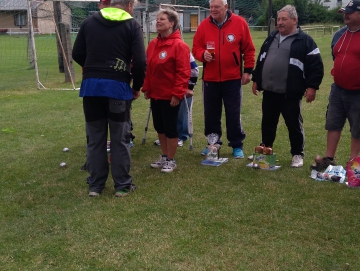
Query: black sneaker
80 162 88 171
115 184 137 197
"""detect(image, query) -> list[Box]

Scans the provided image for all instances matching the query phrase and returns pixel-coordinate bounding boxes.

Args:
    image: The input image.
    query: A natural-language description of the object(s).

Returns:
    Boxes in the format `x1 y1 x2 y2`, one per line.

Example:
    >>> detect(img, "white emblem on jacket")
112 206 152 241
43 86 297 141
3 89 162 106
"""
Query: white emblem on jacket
159 51 167 59
227 34 235 42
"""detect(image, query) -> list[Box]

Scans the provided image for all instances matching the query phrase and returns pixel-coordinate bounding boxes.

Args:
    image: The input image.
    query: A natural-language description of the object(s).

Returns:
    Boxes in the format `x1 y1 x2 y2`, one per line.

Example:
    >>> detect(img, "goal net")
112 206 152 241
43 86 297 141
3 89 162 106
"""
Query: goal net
0 0 100 91
0 0 265 91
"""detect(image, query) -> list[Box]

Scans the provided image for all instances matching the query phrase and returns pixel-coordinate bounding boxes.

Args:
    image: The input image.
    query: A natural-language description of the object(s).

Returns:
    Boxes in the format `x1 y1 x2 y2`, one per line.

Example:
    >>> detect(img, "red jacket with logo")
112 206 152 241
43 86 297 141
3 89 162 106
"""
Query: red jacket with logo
142 30 190 100
192 11 255 82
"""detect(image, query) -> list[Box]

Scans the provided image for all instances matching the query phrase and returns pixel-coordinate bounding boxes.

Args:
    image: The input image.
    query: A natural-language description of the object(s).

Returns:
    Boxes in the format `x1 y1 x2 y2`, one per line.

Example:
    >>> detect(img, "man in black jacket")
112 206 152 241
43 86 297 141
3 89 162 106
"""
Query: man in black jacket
72 0 146 197
251 5 324 168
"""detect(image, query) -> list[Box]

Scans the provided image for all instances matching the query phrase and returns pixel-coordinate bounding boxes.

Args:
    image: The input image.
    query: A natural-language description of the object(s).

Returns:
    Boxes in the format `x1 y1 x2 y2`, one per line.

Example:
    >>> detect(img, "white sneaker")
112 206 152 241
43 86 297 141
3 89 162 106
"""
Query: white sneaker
291 155 303 168
151 155 166 168
178 139 184 147
154 139 161 146
161 160 177 173
248 155 254 161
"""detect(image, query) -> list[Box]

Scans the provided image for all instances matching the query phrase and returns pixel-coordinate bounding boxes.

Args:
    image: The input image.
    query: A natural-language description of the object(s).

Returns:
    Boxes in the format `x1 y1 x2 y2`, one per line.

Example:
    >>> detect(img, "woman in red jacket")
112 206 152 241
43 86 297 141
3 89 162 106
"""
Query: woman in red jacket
142 8 190 173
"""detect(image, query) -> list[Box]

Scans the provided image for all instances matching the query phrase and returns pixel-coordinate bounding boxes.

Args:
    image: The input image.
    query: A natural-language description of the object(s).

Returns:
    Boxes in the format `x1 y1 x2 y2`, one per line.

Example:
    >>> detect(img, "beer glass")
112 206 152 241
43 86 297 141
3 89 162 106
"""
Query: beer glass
206 41 215 60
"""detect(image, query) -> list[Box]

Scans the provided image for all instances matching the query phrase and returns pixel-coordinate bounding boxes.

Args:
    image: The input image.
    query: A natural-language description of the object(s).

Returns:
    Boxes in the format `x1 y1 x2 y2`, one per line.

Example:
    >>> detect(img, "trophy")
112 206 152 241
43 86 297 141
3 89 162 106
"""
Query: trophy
206 133 220 161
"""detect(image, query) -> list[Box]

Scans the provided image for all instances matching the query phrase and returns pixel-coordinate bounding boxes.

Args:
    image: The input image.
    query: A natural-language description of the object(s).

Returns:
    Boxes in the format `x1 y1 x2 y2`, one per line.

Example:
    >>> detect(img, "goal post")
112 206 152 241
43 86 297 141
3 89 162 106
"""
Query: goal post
0 0 100 91
26 0 76 90
0 0 263 92
1 0 156 91
27 0 79 90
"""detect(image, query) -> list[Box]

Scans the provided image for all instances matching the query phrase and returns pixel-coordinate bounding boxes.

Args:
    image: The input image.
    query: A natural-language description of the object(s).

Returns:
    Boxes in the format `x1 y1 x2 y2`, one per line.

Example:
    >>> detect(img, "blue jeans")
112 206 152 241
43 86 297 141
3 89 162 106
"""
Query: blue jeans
177 96 192 141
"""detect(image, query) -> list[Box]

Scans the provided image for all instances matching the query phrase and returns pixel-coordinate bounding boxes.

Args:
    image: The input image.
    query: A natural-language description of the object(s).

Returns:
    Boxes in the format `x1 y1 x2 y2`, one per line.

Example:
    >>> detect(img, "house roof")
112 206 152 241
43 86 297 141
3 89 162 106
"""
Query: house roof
0 0 45 11
0 0 28 11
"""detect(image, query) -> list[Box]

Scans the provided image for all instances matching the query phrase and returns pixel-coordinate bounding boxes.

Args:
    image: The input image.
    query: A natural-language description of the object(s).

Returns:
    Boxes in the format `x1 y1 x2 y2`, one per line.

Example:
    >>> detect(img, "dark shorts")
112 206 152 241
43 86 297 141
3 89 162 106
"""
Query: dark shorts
151 99 180 138
325 83 360 138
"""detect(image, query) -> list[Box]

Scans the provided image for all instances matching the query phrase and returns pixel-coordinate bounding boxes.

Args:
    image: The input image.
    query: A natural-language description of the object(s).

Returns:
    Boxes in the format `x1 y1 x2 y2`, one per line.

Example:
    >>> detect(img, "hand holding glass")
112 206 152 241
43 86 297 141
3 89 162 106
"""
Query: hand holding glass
206 41 215 60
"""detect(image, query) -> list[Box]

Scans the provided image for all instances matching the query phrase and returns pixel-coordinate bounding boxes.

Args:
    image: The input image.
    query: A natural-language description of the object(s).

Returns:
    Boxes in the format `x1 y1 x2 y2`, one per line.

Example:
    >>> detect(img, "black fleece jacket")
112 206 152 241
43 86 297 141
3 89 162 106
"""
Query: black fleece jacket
252 28 324 99
72 8 146 91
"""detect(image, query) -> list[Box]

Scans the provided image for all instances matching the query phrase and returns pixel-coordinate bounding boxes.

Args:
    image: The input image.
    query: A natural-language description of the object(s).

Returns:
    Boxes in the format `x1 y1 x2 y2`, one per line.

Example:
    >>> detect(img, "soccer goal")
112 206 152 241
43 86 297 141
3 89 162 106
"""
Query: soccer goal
0 0 100 91
0 1 263 91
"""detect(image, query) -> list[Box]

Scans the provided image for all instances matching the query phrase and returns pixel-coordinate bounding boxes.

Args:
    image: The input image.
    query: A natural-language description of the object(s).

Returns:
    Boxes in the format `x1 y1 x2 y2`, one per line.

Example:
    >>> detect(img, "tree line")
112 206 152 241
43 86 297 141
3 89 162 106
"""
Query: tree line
162 0 344 25
70 0 344 26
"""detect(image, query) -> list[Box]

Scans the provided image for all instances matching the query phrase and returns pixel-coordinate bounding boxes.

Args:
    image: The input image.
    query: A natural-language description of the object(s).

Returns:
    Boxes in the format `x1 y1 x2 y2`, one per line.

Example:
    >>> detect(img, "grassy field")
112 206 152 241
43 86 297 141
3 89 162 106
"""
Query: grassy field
0 31 359 270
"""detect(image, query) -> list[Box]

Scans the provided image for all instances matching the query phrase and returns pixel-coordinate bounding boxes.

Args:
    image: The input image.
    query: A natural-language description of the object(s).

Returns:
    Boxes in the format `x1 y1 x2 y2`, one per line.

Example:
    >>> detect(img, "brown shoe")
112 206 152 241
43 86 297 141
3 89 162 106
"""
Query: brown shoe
312 157 336 171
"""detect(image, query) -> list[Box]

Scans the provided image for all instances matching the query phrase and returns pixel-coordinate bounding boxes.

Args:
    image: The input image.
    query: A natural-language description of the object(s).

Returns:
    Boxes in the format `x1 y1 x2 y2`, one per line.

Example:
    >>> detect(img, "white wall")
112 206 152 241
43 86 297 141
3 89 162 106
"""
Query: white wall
321 0 343 10
142 11 183 33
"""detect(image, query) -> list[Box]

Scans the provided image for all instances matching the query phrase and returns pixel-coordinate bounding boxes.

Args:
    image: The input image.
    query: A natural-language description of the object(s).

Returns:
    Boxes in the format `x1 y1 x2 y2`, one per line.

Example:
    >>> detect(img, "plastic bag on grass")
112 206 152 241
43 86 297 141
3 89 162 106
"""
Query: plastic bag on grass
310 165 346 183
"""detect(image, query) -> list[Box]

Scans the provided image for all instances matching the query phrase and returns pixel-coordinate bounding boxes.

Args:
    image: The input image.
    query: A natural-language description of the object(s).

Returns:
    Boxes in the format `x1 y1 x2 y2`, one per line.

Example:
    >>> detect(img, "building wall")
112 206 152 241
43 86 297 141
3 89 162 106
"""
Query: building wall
36 2 71 34
183 12 190 32
143 11 184 33
321 0 343 10
0 2 71 34
142 10 210 33
0 10 27 32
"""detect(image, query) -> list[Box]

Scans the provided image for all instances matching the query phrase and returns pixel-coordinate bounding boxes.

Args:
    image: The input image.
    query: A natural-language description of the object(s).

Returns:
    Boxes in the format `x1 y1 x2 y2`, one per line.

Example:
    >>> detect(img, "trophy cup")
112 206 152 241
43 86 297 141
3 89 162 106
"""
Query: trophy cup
206 133 220 161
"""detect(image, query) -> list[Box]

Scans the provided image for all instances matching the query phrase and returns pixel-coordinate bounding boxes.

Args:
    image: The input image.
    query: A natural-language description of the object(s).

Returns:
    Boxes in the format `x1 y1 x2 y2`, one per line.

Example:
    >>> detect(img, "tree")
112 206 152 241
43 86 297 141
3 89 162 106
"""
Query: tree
237 0 263 24
308 0 329 23
293 0 310 25
326 6 345 24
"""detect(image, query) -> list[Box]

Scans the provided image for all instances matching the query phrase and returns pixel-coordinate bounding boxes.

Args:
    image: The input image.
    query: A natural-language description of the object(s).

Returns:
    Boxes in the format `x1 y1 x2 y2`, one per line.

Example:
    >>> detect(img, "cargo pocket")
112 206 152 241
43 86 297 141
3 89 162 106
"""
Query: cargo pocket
108 99 130 122
109 99 126 114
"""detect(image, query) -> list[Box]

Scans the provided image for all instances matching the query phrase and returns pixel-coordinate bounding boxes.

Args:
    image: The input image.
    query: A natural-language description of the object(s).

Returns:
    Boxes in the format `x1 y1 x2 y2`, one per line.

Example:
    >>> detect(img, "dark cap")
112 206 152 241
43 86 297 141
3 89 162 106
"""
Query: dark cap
338 0 360 13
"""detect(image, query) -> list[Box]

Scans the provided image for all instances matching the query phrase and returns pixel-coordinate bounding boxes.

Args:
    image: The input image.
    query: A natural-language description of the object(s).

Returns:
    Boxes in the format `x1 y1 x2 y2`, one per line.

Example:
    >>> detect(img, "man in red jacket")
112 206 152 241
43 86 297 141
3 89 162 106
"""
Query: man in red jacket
192 0 255 158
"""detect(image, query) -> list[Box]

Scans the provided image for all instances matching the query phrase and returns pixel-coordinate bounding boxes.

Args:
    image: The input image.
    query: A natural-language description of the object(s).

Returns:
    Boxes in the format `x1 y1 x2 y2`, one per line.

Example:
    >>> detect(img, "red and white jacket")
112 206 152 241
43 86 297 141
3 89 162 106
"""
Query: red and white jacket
192 11 255 82
142 30 190 100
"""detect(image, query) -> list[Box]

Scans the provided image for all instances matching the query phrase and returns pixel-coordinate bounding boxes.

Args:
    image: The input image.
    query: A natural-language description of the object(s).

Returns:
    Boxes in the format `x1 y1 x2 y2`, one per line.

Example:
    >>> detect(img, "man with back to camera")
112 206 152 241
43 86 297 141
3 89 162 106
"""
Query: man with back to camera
192 0 256 159
320 0 360 167
251 5 324 168
98 0 110 9
79 0 112 172
72 0 146 197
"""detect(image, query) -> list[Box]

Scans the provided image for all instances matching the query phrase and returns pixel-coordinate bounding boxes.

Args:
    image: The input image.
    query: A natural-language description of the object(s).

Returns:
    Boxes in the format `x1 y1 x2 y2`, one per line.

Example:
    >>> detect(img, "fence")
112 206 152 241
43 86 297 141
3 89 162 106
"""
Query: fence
300 25 341 37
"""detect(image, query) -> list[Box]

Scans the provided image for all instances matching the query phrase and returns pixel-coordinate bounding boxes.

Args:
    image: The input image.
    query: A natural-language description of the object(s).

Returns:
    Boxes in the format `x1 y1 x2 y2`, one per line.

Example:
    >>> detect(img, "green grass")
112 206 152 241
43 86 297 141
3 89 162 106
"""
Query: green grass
0 31 359 270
